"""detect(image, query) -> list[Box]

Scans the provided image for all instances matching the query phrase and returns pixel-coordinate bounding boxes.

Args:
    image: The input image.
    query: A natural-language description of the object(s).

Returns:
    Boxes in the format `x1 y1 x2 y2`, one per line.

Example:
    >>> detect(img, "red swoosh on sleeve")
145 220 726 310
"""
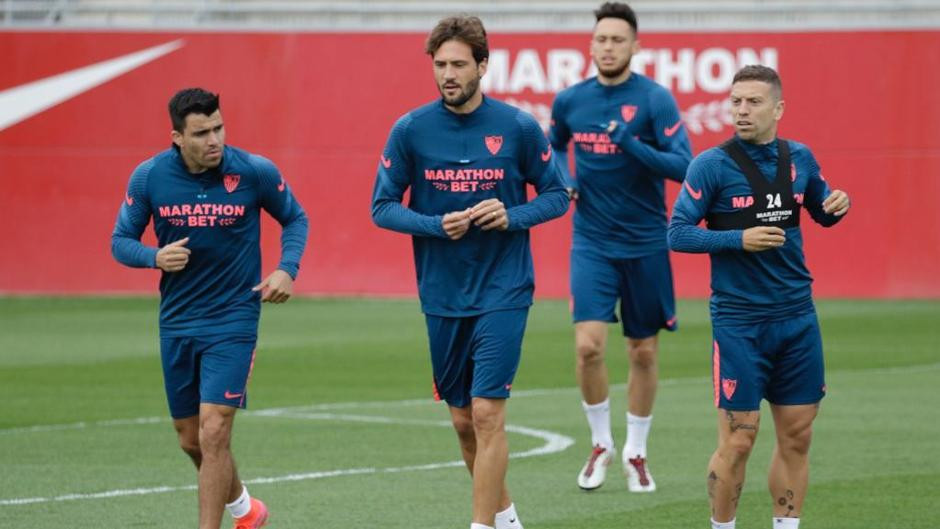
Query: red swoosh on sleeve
664 120 682 137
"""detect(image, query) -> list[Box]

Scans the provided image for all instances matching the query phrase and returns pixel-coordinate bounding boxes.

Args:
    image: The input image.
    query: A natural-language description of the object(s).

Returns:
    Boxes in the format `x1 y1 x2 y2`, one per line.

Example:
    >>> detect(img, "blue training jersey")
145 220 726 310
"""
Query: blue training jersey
112 145 308 337
549 73 692 258
371 97 569 317
668 136 844 324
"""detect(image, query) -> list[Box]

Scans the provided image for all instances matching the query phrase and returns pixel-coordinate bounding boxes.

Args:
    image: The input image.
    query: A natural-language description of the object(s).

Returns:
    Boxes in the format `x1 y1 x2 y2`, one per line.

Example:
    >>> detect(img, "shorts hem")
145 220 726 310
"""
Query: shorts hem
573 316 618 324
624 329 662 340
200 399 245 409
715 404 761 412
443 398 470 408
766 397 824 406
470 392 510 401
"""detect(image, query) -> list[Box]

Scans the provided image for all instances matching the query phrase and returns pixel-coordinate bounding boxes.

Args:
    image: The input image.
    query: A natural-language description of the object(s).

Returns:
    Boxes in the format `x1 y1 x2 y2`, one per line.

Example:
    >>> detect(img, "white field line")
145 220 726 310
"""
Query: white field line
0 406 573 507
1 362 936 506
0 383 613 437
6 361 938 437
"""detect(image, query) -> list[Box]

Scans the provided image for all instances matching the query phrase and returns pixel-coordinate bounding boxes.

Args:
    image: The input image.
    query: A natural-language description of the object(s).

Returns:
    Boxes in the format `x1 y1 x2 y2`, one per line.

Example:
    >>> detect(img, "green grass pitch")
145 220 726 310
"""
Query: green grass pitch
1 297 938 528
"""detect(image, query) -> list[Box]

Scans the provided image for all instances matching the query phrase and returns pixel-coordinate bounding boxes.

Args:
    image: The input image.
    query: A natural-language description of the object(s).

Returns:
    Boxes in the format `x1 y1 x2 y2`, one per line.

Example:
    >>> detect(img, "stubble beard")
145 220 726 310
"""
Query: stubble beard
440 77 481 108
595 57 631 82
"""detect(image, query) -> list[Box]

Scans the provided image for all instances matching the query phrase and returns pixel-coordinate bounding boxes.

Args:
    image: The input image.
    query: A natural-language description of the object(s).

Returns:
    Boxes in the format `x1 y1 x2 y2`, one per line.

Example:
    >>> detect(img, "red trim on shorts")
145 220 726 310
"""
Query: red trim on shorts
712 340 720 408
431 378 441 401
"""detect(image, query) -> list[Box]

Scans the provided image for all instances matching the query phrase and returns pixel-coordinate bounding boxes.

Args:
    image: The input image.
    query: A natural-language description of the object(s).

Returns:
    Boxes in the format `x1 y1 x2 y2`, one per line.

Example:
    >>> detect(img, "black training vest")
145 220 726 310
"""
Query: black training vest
705 138 801 231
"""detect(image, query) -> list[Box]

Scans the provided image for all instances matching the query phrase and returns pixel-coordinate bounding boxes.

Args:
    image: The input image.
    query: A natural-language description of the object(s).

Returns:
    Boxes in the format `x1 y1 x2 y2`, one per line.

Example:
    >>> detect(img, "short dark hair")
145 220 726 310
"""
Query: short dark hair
425 15 489 64
168 88 220 132
733 65 783 100
594 2 638 33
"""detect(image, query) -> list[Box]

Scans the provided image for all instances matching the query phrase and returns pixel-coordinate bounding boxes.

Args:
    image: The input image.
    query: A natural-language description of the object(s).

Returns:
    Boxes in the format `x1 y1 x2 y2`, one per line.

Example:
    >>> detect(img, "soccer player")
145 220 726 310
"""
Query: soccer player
371 15 569 529
549 1 692 491
111 88 308 529
668 65 850 529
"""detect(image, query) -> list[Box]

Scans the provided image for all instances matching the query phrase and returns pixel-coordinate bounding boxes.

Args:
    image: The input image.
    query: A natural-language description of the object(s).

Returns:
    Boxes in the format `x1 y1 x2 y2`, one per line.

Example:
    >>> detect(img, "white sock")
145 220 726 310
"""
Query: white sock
470 524 494 529
773 517 800 528
225 485 251 519
495 502 523 529
711 517 736 529
624 412 652 459
582 399 614 450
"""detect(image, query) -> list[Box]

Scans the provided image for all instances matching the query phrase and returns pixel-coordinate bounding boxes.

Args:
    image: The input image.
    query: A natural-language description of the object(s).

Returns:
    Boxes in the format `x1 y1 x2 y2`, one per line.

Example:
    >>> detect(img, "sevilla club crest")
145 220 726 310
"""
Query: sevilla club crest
223 174 240 193
721 378 737 400
485 135 503 155
620 105 637 123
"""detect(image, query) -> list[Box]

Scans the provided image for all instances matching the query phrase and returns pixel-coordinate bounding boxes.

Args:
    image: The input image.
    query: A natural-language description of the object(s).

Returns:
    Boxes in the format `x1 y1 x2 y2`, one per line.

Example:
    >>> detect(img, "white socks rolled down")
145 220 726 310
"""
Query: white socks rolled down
582 398 614 450
225 485 251 519
470 503 522 529
624 412 652 459
583 401 653 459
774 517 800 528
495 502 523 529
711 517 736 529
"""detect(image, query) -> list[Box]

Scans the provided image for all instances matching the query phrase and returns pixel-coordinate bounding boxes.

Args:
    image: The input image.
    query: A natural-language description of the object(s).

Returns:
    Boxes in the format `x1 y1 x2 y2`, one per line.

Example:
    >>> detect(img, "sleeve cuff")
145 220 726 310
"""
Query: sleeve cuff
147 247 159 269
277 264 299 280
431 214 447 238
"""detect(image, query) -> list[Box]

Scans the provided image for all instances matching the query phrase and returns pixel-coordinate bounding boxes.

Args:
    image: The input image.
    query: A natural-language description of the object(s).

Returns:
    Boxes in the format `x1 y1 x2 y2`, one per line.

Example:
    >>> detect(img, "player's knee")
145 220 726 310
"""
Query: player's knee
451 413 475 440
721 431 757 461
576 339 605 365
628 340 657 370
779 423 813 455
178 439 202 462
471 403 505 437
198 414 232 453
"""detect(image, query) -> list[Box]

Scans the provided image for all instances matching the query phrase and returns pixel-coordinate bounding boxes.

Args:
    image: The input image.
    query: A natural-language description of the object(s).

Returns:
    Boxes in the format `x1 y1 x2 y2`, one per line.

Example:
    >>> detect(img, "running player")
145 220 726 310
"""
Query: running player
371 15 569 529
549 1 692 492
112 88 308 529
668 65 850 529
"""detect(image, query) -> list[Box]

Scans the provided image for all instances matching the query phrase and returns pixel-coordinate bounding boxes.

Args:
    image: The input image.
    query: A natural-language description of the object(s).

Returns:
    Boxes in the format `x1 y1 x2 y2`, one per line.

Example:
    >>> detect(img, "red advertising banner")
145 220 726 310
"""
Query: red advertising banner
1 30 938 297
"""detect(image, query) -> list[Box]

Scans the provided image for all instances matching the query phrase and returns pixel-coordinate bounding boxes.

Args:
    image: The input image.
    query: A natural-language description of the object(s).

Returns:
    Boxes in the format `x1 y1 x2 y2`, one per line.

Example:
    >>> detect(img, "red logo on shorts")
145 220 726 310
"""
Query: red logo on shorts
223 174 240 193
721 378 737 400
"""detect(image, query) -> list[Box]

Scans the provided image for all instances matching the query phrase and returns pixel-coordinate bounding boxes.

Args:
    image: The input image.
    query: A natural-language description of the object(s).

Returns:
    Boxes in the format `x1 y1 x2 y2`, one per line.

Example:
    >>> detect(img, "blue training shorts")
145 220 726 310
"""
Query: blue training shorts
160 334 258 419
425 308 529 408
712 312 826 411
570 248 677 338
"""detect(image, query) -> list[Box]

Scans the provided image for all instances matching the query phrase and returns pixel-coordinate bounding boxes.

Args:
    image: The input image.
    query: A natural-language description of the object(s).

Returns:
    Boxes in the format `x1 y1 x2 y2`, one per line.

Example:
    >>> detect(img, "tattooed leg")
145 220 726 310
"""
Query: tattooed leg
768 403 818 518
708 409 760 522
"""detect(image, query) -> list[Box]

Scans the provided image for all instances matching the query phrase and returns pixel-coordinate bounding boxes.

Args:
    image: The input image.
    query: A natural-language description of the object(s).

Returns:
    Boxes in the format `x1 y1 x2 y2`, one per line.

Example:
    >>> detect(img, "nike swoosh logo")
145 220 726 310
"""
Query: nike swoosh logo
541 147 552 162
224 391 243 400
125 194 134 206
684 180 702 200
277 178 286 192
381 155 392 169
664 120 682 138
0 40 184 132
